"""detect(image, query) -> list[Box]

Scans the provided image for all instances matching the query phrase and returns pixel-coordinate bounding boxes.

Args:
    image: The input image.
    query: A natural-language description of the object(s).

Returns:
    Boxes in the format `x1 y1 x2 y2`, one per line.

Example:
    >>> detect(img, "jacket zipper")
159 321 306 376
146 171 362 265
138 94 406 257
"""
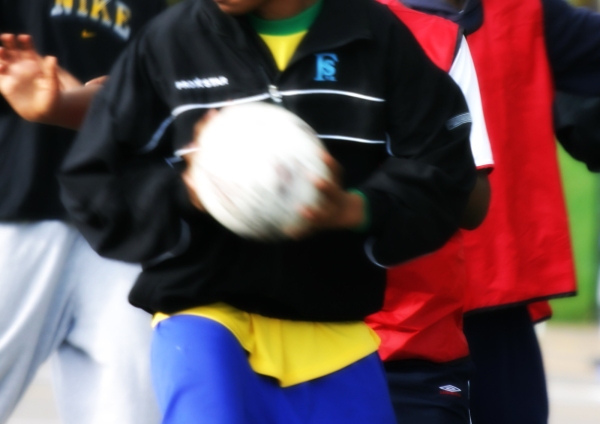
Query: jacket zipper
268 84 283 103
224 24 284 106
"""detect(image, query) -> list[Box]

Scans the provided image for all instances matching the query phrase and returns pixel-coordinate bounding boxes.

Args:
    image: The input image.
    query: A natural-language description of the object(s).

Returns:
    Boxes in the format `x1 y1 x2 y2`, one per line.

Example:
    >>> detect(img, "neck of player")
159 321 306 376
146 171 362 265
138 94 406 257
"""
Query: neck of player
255 0 319 20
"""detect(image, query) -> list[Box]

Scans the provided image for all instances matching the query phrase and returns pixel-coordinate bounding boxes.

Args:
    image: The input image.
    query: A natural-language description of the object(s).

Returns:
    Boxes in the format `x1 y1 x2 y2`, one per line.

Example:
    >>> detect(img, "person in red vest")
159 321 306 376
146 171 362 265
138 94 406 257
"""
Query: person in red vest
386 0 600 423
368 1 493 422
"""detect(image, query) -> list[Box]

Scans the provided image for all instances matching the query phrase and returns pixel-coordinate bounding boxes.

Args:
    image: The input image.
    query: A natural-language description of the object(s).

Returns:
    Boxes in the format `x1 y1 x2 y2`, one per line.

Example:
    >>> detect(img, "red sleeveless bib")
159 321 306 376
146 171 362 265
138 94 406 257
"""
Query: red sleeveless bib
368 0 469 363
463 0 576 312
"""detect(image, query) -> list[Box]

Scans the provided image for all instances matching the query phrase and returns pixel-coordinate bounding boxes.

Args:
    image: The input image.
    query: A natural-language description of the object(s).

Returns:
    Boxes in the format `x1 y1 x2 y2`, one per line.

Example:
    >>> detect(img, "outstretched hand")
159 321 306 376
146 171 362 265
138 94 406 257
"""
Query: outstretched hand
0 34 64 122
0 33 103 130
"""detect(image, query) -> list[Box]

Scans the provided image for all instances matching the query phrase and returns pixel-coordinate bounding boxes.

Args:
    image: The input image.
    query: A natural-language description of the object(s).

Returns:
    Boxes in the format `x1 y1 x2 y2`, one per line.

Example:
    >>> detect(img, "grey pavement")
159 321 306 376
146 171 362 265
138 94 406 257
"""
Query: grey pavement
539 323 600 424
7 323 600 423
7 362 60 424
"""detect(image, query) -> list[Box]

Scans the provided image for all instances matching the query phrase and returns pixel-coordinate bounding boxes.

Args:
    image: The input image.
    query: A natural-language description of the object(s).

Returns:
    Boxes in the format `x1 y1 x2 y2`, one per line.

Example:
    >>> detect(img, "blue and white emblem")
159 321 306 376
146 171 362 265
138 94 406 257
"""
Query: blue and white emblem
314 53 339 82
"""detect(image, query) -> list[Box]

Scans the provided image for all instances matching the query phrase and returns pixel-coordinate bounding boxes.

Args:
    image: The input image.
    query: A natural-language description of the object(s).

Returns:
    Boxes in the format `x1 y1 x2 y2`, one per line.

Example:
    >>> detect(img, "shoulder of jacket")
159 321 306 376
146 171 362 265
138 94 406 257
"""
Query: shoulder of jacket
363 0 419 39
143 0 213 36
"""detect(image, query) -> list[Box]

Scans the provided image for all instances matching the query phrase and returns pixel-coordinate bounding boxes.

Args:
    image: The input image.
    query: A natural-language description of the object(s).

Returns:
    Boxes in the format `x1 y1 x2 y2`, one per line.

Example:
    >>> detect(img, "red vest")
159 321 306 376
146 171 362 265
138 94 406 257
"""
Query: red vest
367 0 469 363
528 300 553 323
463 0 576 312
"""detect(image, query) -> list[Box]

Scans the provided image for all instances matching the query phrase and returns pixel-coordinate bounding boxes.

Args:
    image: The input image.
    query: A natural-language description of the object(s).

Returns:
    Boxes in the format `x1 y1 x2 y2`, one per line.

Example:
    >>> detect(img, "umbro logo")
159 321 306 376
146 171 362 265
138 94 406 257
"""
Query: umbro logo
175 76 229 90
439 385 462 397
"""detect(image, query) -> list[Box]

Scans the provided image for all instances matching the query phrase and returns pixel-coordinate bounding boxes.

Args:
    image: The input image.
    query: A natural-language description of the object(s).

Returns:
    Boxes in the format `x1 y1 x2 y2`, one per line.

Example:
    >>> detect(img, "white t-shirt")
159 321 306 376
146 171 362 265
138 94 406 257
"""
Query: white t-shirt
449 37 493 169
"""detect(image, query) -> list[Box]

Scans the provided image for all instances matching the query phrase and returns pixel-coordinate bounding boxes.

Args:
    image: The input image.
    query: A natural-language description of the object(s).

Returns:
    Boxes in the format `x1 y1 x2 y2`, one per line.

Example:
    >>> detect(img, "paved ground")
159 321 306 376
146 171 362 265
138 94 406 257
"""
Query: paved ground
540 323 600 424
7 362 59 424
7 323 600 423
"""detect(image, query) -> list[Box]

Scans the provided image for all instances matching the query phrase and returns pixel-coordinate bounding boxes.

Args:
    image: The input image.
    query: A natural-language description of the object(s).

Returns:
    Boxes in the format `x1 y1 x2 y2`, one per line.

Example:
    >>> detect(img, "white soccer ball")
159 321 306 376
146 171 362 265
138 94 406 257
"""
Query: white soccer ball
190 102 330 241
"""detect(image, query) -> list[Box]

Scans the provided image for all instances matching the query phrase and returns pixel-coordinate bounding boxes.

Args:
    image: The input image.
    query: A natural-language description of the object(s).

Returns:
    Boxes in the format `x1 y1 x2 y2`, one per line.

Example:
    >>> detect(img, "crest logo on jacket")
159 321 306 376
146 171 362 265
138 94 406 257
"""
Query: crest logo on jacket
51 0 132 40
314 53 338 82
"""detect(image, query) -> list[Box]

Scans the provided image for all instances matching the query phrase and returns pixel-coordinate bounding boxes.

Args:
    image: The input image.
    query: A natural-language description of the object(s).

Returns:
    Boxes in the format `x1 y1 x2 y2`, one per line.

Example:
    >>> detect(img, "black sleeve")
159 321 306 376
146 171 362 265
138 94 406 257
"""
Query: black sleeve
358 23 476 266
59 36 199 263
554 91 600 172
543 0 600 94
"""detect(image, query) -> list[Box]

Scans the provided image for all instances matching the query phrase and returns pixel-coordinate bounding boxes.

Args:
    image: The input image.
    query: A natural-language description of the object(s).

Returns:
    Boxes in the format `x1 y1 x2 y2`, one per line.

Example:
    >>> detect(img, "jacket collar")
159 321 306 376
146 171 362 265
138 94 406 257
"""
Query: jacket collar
297 0 373 57
400 0 483 35
196 0 374 54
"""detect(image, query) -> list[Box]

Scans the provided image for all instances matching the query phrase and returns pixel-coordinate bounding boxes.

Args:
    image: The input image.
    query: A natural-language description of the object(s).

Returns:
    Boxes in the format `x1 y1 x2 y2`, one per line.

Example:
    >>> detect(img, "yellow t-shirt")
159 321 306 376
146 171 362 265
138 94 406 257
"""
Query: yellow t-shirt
259 32 306 71
153 303 379 387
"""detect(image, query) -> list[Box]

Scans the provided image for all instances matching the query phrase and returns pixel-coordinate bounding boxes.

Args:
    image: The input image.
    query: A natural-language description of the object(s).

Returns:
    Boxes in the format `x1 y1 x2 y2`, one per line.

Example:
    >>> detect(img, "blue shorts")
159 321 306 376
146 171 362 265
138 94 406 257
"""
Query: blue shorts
151 314 397 424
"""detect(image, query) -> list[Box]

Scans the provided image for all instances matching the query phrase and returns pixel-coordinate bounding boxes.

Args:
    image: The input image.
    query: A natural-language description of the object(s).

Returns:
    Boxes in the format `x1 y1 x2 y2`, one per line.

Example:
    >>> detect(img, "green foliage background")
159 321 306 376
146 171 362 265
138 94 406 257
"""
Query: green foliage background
551 146 599 321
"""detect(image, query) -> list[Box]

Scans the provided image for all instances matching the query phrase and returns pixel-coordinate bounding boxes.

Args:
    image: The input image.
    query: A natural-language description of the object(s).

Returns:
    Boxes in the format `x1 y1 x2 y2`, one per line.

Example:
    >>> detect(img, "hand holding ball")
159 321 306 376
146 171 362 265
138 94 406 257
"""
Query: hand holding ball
187 102 332 241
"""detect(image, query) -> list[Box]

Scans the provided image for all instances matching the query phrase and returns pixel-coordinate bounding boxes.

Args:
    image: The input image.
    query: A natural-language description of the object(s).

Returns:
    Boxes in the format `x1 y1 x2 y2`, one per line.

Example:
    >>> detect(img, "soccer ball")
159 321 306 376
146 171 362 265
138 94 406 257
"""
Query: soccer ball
190 102 330 241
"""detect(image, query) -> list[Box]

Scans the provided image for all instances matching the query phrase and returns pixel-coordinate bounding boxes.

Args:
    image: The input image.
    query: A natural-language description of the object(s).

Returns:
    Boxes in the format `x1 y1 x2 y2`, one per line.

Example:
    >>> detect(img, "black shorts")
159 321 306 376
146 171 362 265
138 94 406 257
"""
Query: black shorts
384 358 474 424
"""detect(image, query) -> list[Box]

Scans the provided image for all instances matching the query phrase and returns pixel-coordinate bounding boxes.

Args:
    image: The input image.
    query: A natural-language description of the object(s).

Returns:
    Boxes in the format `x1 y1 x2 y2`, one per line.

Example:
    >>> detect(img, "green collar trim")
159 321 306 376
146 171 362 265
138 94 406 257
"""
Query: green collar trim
248 0 323 35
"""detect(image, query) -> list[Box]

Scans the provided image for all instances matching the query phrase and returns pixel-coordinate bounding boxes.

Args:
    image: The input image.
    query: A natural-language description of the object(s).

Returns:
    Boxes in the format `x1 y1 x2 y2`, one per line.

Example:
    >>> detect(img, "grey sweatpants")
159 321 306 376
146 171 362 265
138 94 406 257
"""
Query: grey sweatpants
0 221 160 424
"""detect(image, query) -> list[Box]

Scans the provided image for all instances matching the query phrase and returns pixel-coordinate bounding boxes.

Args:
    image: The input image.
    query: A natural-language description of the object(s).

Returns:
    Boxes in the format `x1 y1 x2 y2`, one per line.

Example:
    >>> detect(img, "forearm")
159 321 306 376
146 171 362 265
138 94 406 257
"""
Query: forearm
39 84 102 130
59 57 191 263
60 97 194 263
459 169 491 230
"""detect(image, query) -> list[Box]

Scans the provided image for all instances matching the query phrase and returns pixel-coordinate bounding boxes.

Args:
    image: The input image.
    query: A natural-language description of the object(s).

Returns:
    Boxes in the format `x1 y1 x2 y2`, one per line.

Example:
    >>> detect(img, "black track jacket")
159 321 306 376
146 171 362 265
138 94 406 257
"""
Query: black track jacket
60 0 476 321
